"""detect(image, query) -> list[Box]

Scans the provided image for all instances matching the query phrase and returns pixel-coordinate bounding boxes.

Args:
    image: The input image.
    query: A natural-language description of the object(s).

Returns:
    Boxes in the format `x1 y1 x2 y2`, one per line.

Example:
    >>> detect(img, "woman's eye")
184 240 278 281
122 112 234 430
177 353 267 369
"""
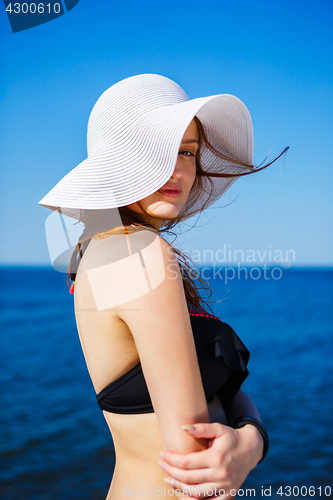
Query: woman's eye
179 151 194 157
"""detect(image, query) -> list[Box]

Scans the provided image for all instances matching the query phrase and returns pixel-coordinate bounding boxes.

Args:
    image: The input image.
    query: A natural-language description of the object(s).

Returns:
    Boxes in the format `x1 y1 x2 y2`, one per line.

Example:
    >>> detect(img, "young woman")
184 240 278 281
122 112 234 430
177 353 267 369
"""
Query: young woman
39 74 277 499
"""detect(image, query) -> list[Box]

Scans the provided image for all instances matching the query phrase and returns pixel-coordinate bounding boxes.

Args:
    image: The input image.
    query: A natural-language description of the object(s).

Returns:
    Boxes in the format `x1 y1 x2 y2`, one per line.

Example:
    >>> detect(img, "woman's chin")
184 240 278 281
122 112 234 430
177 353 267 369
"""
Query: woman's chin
148 207 181 221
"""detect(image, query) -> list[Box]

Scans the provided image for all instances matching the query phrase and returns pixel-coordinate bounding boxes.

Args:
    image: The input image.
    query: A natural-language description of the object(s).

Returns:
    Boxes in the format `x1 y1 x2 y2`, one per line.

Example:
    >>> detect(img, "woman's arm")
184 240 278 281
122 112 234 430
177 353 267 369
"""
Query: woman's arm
159 390 265 498
113 230 210 454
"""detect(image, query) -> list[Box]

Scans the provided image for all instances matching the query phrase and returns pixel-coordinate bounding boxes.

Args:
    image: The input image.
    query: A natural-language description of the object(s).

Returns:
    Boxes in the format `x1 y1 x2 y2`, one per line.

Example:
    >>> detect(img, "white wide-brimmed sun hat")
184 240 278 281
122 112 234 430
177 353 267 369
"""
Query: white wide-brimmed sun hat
38 73 254 221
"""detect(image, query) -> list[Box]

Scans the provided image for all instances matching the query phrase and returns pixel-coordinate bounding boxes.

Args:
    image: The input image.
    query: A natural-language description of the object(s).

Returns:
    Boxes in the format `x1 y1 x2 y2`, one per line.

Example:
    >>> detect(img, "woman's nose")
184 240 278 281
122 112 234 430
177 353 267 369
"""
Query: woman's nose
171 160 182 179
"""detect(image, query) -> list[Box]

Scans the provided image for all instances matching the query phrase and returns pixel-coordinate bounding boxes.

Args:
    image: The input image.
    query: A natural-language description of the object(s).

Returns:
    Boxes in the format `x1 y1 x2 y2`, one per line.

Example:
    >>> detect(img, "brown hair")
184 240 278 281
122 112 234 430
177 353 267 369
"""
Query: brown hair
67 117 288 310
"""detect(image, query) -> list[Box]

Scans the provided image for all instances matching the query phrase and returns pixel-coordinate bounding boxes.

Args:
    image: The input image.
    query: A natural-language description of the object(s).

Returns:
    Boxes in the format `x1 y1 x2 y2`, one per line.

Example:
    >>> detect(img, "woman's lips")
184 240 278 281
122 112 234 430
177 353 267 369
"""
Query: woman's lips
159 189 181 198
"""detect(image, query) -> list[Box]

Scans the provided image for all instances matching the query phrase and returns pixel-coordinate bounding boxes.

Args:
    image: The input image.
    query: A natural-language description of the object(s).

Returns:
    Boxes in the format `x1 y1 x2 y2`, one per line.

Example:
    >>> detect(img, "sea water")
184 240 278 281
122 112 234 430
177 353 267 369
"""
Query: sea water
0 267 332 499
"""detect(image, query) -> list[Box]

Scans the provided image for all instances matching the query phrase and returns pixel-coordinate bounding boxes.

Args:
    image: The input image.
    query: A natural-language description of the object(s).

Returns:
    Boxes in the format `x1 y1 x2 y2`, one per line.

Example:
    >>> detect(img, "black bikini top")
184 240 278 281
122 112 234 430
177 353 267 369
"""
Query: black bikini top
96 301 250 414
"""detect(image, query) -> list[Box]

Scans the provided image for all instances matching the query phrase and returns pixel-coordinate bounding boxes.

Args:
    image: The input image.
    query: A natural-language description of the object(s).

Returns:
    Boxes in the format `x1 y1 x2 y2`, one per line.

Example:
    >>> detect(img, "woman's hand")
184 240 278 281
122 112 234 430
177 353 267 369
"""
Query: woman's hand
159 422 264 499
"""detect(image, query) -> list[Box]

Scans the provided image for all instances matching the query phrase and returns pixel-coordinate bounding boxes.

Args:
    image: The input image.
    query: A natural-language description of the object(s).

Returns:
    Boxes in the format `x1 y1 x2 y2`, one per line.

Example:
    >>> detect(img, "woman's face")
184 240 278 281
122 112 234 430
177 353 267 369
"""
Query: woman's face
128 119 199 229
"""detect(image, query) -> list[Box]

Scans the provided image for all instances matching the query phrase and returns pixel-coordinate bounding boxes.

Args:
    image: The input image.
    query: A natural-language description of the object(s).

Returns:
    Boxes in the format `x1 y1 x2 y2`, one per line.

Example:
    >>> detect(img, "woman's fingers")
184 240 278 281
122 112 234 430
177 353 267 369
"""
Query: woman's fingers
161 446 220 471
182 422 228 440
161 422 230 470
159 459 215 484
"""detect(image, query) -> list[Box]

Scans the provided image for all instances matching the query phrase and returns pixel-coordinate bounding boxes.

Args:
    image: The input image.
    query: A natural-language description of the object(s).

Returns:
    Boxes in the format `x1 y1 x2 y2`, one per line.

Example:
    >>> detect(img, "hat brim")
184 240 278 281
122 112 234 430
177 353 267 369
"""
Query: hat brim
38 94 253 221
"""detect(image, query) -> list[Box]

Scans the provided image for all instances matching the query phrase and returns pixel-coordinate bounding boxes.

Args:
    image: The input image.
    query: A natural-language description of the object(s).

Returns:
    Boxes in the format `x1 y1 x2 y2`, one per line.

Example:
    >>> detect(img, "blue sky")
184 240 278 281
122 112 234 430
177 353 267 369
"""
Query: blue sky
0 0 332 267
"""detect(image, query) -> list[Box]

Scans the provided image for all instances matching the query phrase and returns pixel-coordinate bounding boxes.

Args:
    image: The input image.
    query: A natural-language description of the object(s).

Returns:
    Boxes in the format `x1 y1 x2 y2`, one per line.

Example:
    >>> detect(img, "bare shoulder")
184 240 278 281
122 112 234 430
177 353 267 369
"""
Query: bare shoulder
77 227 177 313
79 225 172 269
